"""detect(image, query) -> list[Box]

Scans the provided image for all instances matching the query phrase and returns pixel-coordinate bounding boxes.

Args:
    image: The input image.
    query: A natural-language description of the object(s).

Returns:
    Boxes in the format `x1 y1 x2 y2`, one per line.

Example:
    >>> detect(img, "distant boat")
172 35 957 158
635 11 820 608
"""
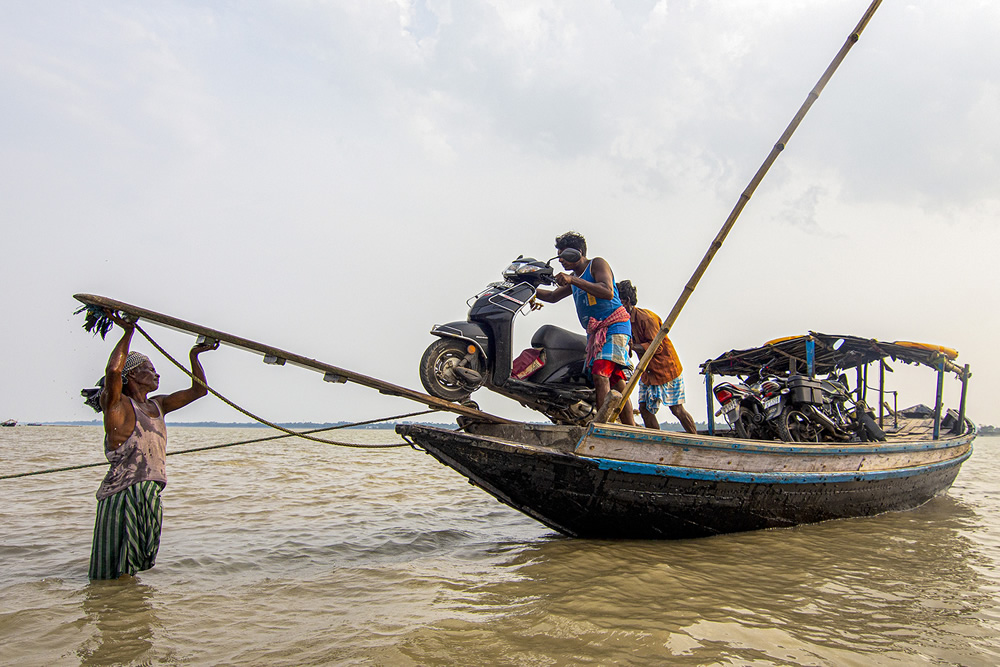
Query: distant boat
1 419 16 427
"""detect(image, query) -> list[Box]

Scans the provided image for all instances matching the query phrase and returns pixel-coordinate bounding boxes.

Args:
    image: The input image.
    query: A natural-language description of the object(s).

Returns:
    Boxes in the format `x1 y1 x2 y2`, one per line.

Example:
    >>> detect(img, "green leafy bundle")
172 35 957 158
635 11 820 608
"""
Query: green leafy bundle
73 305 115 339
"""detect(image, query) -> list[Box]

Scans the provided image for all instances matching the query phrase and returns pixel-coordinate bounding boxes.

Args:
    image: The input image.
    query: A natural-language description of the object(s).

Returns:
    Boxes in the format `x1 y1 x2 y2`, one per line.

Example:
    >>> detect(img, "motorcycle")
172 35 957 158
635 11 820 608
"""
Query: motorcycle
762 372 886 443
818 374 887 442
418 255 596 425
713 379 771 440
759 374 824 442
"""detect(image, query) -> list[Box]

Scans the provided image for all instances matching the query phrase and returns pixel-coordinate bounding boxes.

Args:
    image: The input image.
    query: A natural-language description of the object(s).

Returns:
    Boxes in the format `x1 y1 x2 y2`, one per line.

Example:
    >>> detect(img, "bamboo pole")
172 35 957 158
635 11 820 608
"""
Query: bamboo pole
933 356 945 440
613 0 884 420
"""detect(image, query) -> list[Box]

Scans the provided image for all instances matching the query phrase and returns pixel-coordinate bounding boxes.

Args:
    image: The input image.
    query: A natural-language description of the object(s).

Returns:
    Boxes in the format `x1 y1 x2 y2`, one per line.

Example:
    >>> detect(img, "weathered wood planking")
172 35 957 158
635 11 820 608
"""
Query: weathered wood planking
399 415 974 539
74 293 514 424
574 424 974 473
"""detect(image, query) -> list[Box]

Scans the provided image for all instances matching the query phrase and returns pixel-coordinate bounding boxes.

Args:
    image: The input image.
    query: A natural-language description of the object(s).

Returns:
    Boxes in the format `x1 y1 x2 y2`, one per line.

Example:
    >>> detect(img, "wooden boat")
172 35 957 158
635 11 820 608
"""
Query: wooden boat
397 8 972 540
397 333 975 539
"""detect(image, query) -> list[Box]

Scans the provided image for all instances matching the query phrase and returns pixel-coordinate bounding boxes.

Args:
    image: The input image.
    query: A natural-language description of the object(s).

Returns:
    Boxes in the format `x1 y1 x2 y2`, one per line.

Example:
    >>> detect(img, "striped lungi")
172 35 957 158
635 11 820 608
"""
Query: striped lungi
89 480 163 580
593 333 631 368
637 376 686 415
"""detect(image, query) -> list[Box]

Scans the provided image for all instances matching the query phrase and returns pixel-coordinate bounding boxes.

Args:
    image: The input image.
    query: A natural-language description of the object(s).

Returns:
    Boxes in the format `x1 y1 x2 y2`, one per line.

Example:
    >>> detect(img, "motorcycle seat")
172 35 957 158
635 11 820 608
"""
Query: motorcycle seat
531 325 587 353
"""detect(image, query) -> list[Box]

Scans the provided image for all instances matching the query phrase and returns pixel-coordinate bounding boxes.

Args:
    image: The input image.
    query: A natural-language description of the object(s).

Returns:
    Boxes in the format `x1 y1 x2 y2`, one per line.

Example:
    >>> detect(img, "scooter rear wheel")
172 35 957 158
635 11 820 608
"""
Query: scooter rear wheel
419 339 480 401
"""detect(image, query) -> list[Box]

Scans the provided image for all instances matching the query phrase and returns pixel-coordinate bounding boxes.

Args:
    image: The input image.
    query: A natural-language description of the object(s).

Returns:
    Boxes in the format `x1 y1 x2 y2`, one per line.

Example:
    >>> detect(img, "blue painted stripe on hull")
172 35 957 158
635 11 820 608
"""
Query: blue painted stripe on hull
593 449 972 484
589 427 975 455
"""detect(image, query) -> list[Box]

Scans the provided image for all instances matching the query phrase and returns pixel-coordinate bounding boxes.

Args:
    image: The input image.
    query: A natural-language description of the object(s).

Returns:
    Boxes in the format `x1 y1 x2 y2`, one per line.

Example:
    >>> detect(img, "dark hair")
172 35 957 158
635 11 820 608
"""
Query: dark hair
554 231 586 256
617 279 637 306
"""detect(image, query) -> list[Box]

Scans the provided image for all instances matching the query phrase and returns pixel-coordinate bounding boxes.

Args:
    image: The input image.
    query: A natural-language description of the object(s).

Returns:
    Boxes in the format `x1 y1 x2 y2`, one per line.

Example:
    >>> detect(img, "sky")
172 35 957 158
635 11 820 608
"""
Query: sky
2 0 998 429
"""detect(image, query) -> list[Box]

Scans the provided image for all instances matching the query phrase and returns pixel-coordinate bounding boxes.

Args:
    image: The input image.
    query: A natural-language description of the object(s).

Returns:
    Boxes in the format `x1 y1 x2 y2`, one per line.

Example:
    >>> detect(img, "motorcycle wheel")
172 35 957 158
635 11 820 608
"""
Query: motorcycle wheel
777 409 822 443
419 339 480 401
734 406 756 439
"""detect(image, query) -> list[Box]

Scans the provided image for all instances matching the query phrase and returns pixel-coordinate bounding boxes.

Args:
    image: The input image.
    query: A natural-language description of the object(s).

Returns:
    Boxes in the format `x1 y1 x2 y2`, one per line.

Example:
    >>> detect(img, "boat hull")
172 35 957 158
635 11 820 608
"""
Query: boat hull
396 423 974 539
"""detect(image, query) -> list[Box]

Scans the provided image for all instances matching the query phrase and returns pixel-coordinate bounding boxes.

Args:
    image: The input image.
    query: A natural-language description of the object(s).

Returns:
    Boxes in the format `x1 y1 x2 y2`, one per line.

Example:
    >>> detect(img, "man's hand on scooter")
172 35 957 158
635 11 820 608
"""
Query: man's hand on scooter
529 297 544 311
554 272 574 287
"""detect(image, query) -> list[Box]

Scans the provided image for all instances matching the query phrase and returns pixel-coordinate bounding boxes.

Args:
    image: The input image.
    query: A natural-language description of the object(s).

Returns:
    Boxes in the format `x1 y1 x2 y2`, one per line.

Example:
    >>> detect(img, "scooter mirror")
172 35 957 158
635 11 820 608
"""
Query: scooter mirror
558 248 582 264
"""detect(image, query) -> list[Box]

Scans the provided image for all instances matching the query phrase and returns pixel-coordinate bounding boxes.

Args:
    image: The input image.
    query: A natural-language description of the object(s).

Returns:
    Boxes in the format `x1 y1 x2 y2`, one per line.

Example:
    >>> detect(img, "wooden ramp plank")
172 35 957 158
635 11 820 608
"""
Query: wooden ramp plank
74 293 514 425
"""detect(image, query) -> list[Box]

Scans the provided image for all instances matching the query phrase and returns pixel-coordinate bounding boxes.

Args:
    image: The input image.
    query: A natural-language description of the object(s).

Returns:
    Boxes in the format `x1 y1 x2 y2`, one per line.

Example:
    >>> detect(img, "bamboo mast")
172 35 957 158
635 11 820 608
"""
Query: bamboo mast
613 0 884 420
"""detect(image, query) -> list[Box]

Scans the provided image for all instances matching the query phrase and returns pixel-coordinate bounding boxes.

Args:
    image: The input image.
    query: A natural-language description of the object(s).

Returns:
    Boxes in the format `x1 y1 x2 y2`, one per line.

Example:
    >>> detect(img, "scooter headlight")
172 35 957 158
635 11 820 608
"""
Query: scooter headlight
502 262 521 277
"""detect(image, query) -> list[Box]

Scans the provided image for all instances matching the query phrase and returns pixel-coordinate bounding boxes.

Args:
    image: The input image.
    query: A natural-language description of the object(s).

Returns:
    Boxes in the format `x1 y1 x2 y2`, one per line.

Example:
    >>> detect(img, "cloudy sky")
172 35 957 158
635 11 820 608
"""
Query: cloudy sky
2 0 998 429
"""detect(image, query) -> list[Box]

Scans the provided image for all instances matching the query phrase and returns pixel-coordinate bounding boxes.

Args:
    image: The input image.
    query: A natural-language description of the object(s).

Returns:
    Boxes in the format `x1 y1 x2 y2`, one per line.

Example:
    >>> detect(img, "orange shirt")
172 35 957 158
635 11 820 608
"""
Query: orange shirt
630 307 682 385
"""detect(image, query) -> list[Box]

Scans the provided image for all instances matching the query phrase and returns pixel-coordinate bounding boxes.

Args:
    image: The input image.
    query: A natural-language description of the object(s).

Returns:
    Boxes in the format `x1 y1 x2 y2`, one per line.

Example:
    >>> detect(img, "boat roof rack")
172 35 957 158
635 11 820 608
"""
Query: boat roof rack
700 332 963 378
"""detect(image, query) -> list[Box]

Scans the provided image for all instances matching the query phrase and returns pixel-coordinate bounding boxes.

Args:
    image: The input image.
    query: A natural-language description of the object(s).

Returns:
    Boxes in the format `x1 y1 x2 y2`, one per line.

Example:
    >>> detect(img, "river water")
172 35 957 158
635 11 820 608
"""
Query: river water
1 426 999 666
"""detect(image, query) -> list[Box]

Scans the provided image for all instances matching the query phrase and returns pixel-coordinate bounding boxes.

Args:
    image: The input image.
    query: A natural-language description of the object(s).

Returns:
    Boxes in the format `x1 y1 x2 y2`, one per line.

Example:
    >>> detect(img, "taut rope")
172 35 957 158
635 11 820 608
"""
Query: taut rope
2 323 444 481
0 410 433 481
132 322 436 447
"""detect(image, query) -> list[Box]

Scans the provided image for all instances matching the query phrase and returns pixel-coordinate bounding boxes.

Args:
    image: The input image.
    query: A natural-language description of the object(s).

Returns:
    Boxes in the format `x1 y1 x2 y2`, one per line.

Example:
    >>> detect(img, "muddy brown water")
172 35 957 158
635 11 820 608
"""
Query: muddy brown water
2 426 999 665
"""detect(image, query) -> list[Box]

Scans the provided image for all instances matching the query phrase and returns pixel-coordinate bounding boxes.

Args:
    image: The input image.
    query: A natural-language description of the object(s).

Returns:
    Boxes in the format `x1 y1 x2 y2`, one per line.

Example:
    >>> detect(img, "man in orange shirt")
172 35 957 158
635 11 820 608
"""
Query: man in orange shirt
617 280 697 433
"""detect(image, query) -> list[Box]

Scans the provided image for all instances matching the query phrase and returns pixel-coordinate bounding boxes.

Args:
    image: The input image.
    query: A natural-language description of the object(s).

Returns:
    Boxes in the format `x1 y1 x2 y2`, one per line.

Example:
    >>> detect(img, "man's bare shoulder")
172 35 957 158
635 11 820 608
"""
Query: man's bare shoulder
589 256 614 280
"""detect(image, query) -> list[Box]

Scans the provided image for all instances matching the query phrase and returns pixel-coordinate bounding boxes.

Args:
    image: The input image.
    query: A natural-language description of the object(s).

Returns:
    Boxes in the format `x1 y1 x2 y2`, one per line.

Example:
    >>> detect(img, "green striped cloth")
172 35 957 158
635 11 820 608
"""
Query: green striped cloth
88 481 163 580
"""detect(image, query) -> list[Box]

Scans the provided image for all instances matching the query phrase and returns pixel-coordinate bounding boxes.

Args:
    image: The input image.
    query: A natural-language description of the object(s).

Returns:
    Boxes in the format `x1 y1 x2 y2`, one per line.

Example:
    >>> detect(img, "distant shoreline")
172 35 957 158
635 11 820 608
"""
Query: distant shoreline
15 420 718 432
35 420 453 430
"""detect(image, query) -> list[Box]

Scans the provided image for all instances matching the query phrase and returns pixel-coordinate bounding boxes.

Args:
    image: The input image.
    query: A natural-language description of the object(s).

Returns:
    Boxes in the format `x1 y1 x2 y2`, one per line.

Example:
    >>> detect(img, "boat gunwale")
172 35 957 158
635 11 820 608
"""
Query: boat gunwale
585 422 976 456
400 423 975 471
592 448 973 484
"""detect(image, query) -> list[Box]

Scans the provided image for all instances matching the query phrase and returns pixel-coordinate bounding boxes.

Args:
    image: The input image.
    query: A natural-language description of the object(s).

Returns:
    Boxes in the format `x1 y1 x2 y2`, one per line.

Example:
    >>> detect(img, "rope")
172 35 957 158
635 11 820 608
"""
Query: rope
133 322 437 447
0 410 433 481
1 322 444 481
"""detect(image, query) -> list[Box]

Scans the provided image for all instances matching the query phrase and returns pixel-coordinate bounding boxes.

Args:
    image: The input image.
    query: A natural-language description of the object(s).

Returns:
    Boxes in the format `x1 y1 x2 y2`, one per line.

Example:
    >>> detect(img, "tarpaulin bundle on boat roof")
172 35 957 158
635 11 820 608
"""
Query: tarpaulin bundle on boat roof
700 332 963 378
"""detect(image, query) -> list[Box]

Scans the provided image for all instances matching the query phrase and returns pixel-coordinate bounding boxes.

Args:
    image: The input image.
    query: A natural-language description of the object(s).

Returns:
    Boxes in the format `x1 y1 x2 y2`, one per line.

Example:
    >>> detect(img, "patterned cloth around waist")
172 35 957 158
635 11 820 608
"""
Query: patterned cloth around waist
89 480 163 580
586 306 631 367
638 376 686 414
593 333 631 369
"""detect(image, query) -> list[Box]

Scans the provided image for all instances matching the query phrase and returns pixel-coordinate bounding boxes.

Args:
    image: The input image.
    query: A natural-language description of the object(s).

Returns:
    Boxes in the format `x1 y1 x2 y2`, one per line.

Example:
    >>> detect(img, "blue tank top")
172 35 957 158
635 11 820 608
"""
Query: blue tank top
571 260 631 336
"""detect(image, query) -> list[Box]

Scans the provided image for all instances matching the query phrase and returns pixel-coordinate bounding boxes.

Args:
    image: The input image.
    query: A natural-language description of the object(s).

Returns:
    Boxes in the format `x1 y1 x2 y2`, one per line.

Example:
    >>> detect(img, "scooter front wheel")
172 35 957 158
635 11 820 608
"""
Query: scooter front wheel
419 339 481 401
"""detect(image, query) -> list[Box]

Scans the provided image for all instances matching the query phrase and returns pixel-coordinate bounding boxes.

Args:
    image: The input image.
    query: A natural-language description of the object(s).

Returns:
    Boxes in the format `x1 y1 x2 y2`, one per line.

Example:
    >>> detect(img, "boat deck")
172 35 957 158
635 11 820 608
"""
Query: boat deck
708 411 967 444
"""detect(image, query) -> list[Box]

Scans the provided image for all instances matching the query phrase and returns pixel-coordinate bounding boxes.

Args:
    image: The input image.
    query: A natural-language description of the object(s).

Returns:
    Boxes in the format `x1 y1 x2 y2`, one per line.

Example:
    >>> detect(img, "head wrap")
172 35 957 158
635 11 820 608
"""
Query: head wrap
122 351 151 379
82 352 152 413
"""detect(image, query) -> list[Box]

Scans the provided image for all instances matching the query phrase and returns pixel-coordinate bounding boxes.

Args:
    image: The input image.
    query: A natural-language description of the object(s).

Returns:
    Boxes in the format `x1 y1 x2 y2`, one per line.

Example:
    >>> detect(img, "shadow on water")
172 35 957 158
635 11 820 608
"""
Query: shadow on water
77 579 165 666
388 495 1000 666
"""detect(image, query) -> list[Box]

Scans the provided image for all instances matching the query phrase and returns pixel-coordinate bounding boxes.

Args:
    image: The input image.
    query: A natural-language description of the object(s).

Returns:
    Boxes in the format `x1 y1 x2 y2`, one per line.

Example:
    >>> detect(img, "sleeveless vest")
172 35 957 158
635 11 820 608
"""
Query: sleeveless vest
96 397 168 500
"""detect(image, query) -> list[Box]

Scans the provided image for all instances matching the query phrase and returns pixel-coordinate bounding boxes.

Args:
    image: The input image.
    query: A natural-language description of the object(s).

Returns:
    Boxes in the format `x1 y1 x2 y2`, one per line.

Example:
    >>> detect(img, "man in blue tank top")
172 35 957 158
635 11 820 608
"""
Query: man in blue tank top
535 232 636 425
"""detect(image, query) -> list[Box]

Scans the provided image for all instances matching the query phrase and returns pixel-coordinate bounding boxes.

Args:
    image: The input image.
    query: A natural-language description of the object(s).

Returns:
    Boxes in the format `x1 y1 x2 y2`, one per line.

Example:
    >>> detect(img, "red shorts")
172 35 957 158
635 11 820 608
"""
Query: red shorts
591 359 626 384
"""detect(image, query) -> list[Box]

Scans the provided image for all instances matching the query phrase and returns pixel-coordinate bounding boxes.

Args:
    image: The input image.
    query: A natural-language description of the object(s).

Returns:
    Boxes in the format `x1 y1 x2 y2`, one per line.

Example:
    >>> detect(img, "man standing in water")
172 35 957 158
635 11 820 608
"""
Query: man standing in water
89 312 217 580
617 280 698 433
535 232 636 425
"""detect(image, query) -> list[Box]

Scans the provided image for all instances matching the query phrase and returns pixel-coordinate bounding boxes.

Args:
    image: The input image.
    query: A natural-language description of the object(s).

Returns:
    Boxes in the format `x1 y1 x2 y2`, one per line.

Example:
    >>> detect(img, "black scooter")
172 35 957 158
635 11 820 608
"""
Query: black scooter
418 255 596 424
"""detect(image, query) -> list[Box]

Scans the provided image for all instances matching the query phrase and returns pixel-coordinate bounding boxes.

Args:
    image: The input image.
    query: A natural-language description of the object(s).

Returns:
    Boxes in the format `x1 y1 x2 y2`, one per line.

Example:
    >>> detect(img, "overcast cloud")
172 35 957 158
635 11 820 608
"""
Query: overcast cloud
2 0 998 428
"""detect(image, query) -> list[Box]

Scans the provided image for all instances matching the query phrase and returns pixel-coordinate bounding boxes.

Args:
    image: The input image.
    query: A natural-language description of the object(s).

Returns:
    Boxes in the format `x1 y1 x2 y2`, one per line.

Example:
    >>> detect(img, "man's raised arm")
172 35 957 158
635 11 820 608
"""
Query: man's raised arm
158 340 218 414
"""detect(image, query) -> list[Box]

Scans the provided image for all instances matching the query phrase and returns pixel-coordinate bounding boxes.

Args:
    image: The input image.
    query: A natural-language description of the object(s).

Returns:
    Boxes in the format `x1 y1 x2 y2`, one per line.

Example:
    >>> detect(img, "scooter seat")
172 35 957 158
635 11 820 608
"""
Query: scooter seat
531 325 587 353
